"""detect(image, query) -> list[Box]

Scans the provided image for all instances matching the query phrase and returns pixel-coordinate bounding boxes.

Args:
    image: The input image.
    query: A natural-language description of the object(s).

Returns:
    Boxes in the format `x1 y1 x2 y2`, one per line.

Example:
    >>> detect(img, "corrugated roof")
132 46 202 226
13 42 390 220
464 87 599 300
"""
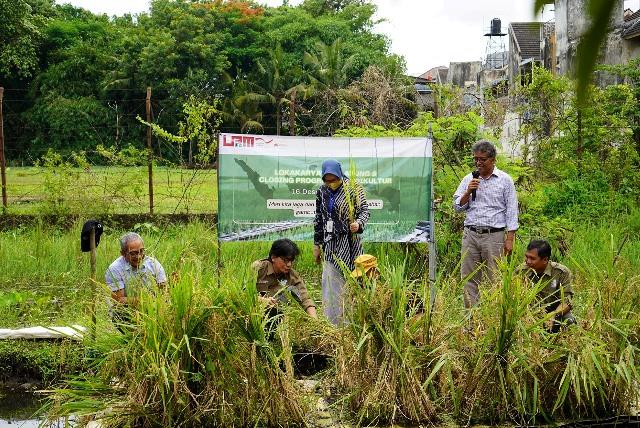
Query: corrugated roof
510 22 542 61
418 66 448 83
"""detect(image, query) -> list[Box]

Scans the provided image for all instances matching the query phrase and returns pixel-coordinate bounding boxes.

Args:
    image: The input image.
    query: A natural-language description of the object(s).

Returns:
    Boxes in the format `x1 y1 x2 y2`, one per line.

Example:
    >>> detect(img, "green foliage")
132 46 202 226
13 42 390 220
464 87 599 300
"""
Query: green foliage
1 217 639 425
26 95 113 153
0 0 52 78
143 95 222 167
5 0 397 161
516 66 640 222
0 340 86 384
336 263 436 425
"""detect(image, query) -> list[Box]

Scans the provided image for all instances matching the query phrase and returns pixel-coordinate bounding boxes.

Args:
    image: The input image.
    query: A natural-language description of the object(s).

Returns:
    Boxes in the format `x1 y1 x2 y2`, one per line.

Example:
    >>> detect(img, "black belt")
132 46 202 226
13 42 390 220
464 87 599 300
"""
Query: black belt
465 225 505 234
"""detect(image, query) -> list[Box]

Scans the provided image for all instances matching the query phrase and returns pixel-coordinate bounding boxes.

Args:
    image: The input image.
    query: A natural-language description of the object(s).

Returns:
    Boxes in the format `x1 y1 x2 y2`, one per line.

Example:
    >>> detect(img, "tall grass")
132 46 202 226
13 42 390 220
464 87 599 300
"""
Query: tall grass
46 263 309 426
3 216 640 426
334 262 437 425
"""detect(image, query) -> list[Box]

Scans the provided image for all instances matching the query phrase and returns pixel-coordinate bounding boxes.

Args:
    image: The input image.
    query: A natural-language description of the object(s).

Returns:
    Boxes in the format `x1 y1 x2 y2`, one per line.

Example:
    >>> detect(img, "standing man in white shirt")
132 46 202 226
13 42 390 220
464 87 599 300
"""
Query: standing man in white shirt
106 232 167 326
453 141 518 309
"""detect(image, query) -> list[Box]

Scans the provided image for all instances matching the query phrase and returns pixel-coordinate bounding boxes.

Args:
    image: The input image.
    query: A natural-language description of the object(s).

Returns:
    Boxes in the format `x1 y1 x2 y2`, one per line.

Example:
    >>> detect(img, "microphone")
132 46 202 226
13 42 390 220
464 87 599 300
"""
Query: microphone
471 170 480 201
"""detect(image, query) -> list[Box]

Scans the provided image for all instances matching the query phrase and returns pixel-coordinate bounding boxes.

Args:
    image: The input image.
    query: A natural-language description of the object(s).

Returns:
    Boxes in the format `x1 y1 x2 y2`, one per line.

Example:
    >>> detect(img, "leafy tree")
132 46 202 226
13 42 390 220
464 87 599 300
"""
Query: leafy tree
299 38 358 135
343 64 417 129
0 0 53 78
600 58 640 153
516 66 640 217
3 0 404 160
26 94 113 153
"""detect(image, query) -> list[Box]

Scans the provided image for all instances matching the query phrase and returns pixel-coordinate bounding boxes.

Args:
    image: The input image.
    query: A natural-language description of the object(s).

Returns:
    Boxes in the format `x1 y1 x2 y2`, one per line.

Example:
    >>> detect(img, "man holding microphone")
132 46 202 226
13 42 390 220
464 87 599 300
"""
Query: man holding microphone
453 140 519 309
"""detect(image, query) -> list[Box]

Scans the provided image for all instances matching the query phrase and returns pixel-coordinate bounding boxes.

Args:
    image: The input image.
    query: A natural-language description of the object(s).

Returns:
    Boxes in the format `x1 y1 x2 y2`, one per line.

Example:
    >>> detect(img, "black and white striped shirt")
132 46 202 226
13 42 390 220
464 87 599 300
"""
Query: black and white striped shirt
314 179 370 271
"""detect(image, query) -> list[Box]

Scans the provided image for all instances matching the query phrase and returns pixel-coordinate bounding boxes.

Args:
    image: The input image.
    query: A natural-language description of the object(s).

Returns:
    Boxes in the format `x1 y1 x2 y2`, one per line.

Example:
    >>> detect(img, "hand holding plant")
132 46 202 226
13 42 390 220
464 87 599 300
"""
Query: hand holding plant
313 245 322 264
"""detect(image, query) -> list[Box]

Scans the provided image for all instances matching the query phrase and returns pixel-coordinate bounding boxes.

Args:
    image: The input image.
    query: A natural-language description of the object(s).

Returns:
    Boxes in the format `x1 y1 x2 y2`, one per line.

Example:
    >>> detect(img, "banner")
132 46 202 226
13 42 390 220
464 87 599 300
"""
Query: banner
218 134 432 242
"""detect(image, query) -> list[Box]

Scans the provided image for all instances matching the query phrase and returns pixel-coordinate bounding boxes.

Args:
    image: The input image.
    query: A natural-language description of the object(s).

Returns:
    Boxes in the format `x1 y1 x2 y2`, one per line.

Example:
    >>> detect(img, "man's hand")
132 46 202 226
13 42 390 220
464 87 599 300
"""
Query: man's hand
503 239 514 256
313 245 322 265
466 178 480 196
306 306 318 318
349 221 360 233
503 231 515 256
544 317 556 332
259 296 278 307
458 179 480 206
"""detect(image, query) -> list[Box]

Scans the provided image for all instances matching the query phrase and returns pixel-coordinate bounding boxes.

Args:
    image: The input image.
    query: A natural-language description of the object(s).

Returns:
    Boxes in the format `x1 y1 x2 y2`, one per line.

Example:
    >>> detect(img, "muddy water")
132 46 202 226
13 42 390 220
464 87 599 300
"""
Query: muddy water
0 389 72 428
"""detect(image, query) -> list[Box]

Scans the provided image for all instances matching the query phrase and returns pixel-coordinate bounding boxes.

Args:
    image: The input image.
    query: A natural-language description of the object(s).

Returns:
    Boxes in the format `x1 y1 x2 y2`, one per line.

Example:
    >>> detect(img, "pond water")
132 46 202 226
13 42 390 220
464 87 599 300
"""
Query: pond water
0 389 71 428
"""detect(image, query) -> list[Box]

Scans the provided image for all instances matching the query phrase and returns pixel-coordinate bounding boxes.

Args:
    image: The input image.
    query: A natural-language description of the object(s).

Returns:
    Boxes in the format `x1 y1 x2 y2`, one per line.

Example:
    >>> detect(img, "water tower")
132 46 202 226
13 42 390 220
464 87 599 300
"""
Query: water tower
484 18 507 69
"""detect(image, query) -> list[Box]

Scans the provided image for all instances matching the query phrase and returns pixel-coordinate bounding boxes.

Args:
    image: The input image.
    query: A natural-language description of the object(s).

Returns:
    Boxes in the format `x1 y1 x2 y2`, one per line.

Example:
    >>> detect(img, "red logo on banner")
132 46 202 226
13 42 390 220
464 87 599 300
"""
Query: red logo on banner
222 135 255 147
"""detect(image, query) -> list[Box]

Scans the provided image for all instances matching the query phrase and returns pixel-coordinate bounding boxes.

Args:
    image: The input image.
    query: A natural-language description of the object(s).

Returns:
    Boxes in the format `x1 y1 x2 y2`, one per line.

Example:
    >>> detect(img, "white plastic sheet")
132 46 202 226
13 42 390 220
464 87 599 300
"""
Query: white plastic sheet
0 325 86 340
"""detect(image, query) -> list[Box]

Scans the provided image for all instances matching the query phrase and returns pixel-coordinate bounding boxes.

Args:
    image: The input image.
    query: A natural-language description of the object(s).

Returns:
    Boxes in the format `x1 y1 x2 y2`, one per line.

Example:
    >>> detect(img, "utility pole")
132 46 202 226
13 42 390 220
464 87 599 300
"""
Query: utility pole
146 87 154 215
0 87 7 213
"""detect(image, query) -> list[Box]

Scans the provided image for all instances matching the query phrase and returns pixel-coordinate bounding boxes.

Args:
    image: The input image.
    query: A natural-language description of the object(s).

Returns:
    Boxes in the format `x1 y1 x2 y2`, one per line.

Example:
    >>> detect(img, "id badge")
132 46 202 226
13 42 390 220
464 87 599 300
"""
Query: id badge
326 220 334 233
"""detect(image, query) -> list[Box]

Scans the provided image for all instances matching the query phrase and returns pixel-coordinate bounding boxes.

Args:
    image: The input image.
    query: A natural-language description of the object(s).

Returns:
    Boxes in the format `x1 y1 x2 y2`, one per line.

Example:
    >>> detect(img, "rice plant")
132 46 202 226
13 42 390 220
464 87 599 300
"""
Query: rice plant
3 218 640 426
45 257 309 426
333 260 438 425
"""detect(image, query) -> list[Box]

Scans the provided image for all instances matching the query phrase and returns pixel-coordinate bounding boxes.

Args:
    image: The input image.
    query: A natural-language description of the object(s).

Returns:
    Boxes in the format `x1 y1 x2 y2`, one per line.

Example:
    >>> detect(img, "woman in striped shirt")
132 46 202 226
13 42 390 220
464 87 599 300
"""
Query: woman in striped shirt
313 159 370 325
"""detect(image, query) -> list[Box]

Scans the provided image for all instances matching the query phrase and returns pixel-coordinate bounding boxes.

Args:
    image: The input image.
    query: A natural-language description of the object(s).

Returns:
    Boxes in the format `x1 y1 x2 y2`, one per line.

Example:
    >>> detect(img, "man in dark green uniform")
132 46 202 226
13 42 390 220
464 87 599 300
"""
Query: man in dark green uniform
517 239 576 333
252 238 317 318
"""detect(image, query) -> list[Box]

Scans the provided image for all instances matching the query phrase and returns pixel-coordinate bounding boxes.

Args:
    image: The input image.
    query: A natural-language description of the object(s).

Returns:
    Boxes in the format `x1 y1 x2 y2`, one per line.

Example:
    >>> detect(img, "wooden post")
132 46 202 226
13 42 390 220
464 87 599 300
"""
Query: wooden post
90 227 97 342
146 87 154 215
0 87 7 213
427 125 437 312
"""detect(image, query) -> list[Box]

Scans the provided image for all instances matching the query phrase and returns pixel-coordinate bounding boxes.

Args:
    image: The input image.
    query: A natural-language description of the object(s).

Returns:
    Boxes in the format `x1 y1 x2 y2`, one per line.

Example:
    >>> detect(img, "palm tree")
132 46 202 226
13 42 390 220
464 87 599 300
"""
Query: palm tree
221 74 264 134
301 38 358 135
303 38 355 91
240 45 304 135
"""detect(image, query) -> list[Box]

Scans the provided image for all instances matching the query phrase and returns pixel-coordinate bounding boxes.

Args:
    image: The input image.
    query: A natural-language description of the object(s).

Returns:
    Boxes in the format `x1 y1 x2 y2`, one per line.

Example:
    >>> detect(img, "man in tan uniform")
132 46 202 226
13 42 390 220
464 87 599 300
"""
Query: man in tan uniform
517 239 576 333
252 238 317 318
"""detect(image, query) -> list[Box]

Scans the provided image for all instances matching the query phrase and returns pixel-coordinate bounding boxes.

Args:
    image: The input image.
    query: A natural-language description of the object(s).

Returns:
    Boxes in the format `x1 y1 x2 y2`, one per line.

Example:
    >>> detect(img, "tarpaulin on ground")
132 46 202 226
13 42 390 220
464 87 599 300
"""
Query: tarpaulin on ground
217 134 432 242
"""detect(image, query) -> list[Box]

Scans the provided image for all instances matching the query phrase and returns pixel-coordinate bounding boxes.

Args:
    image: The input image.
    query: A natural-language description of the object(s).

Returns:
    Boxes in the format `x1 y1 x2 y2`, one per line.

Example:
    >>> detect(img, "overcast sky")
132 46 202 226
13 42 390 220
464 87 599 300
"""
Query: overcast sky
55 0 640 76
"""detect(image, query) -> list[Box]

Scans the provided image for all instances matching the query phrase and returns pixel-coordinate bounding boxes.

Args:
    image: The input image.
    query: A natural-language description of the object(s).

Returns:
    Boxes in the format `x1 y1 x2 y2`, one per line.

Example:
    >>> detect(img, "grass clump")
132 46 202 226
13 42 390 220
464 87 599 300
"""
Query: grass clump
334 262 437 425
46 263 308 427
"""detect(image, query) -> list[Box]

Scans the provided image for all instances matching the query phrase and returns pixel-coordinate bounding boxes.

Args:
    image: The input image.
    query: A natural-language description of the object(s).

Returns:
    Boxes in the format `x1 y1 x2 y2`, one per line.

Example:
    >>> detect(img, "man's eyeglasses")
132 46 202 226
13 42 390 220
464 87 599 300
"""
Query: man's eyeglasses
278 256 295 264
127 248 145 257
473 156 492 163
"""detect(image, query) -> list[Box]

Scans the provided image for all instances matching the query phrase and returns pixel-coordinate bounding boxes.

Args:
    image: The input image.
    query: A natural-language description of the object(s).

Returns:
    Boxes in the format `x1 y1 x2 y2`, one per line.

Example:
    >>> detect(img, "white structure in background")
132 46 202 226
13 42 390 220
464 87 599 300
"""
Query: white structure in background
0 325 86 340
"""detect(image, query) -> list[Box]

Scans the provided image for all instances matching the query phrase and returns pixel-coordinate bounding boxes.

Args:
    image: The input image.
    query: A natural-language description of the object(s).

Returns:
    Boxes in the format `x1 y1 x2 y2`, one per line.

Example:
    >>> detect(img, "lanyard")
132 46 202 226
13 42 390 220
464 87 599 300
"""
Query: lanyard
328 189 338 215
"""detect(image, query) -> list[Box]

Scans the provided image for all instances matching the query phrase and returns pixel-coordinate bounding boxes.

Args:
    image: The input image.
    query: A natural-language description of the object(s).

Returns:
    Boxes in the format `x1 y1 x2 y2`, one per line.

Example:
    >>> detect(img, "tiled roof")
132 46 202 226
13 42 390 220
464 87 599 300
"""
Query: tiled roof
623 14 640 39
624 9 640 22
510 22 542 61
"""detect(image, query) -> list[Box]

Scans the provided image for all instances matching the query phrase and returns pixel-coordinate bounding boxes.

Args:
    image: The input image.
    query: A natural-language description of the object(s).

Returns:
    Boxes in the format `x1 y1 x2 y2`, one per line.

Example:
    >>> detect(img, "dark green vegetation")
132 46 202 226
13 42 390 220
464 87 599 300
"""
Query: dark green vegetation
2 0 415 165
0 214 637 426
1 0 640 422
